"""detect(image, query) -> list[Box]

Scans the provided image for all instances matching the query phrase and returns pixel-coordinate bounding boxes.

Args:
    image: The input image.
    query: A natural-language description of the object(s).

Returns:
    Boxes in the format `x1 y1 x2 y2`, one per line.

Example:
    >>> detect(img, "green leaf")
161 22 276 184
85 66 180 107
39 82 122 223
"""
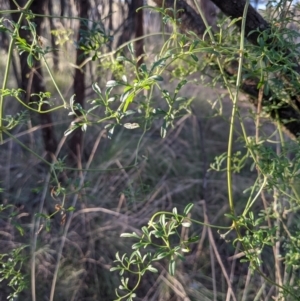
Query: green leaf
149 75 164 81
264 82 269 96
169 260 176 276
120 232 139 238
116 56 126 62
154 252 169 260
228 17 243 27
108 125 116 139
13 223 24 236
107 97 116 102
175 79 187 94
153 230 164 238
123 93 135 112
132 242 143 249
128 42 134 55
160 124 167 138
175 96 187 103
139 63 148 74
191 54 198 62
121 277 129 288
181 247 190 253
188 235 199 243
116 56 134 65
183 203 194 215
159 214 166 226
141 226 149 236
116 252 123 262
122 75 128 83
92 82 101 95
27 53 33 67
123 110 136 116
66 206 75 212
106 80 120 88
147 265 158 273
35 213 50 219
120 91 130 103
150 56 169 73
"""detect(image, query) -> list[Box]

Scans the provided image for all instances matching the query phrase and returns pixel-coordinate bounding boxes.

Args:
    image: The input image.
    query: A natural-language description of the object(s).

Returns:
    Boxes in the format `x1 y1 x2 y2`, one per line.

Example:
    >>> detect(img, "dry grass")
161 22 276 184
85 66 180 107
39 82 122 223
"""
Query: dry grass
0 80 268 300
0 4 295 300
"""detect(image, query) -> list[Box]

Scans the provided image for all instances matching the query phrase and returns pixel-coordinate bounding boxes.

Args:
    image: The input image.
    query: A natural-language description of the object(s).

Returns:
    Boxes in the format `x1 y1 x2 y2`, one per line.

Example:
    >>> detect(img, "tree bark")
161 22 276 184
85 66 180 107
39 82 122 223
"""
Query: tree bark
117 0 144 64
68 0 90 161
134 0 144 66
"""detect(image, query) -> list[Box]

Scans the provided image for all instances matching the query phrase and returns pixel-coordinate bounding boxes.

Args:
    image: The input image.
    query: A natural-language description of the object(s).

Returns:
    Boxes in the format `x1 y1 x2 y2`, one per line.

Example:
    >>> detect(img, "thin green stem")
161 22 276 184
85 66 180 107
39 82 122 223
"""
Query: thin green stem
227 0 250 216
0 0 35 143
3 130 50 166
243 175 268 216
42 56 68 107
14 95 65 113
193 0 214 41
3 130 60 185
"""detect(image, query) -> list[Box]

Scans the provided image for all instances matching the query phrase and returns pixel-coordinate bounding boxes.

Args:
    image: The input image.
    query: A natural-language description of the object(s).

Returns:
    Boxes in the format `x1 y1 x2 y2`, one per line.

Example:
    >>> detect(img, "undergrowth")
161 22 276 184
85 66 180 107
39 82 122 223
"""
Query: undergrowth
1 0 300 300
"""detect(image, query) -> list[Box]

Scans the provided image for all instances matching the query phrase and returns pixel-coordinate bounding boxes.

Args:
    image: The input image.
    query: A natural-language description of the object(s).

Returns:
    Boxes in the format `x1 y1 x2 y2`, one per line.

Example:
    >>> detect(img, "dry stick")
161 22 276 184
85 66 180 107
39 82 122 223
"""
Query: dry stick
209 227 217 301
192 218 207 272
227 241 241 301
241 268 252 301
161 273 191 301
67 148 85 301
31 129 69 301
1 121 68 145
49 129 105 301
31 171 52 301
142 272 165 301
253 282 267 301
138 181 203 222
49 145 83 301
265 285 275 301
200 200 237 301
116 192 126 213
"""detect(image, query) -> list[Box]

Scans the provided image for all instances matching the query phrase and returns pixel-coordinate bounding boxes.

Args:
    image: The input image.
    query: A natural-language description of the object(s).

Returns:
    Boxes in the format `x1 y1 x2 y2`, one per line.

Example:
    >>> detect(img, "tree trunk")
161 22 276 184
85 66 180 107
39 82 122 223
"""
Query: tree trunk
47 0 60 72
67 0 90 161
115 1 144 64
134 0 144 66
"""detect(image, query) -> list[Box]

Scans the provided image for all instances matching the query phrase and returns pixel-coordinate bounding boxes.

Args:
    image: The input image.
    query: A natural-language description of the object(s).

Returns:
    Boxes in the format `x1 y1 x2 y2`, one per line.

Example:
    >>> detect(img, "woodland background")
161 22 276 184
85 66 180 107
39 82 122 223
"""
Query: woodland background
1 0 300 301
